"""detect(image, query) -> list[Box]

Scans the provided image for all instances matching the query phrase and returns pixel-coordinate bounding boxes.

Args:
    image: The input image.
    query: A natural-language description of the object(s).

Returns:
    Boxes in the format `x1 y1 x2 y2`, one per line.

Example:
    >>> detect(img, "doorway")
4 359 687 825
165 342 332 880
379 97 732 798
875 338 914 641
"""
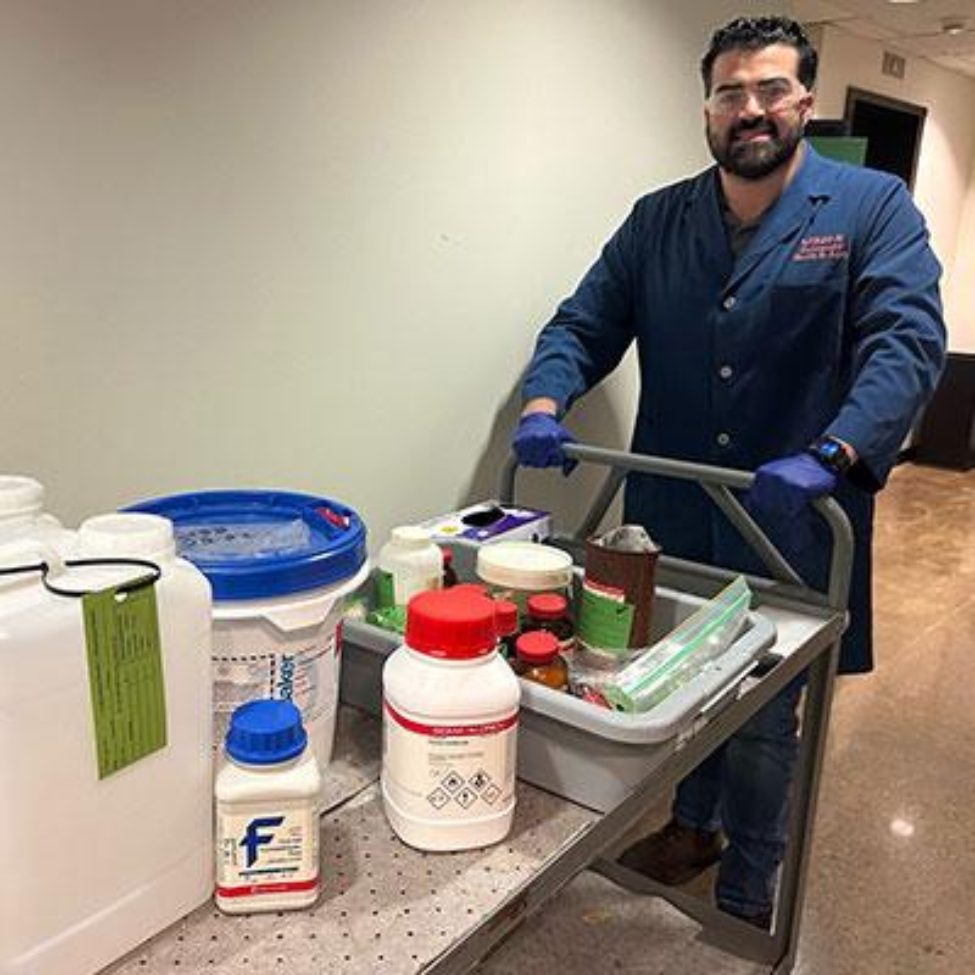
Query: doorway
844 87 926 190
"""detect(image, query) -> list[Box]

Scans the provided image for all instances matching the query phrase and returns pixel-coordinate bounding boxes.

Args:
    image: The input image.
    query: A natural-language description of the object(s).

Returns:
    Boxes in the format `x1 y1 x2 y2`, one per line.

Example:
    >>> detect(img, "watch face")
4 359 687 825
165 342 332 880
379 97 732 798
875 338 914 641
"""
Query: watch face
812 437 850 472
820 442 842 463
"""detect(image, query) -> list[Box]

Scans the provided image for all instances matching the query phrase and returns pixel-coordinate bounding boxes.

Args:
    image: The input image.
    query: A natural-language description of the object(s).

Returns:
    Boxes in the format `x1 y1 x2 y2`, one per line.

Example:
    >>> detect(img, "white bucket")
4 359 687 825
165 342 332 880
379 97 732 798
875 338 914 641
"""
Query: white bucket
126 489 369 807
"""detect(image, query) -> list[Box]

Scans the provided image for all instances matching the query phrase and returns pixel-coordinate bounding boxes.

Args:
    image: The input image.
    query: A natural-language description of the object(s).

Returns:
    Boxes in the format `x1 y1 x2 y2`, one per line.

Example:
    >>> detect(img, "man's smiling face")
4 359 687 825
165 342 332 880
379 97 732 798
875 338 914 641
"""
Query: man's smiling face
704 43 814 180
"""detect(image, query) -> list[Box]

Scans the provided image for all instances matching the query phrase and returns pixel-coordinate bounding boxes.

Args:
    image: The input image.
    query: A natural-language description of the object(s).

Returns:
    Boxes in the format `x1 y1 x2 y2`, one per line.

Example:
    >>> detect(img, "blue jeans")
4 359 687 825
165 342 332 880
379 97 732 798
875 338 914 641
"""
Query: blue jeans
673 677 804 918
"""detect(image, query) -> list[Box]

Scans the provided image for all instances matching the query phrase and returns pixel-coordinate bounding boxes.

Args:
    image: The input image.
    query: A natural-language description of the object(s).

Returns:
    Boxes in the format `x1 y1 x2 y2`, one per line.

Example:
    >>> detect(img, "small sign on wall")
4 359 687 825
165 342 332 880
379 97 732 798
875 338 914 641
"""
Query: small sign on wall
882 51 906 80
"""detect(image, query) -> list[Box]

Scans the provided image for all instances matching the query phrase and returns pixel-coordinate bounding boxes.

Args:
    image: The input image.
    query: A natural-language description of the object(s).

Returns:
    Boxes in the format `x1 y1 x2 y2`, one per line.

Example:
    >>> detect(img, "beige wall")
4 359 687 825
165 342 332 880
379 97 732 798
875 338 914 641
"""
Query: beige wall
812 24 975 352
947 154 975 347
0 1 777 543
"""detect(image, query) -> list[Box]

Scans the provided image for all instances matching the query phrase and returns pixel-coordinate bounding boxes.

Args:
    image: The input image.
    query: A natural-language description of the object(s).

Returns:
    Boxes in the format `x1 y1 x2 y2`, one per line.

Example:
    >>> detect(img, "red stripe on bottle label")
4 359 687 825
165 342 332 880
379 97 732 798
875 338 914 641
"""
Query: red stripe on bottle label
217 877 320 899
384 701 518 738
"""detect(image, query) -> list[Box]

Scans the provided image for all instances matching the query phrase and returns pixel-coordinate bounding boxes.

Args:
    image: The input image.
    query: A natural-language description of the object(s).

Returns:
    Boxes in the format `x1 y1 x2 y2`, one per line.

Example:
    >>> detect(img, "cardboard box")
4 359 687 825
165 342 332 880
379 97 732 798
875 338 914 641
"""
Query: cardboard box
418 501 551 543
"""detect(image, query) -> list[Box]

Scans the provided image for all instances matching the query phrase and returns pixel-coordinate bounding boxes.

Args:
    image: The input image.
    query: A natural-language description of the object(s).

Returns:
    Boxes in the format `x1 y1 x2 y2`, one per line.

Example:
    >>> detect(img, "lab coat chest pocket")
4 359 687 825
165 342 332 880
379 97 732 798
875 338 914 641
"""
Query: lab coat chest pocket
765 264 848 375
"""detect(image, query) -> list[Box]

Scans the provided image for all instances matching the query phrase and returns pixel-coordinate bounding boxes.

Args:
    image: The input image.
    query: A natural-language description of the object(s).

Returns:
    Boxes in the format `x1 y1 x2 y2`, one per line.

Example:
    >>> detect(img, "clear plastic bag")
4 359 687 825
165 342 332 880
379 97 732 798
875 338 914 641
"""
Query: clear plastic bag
174 519 312 560
602 576 752 713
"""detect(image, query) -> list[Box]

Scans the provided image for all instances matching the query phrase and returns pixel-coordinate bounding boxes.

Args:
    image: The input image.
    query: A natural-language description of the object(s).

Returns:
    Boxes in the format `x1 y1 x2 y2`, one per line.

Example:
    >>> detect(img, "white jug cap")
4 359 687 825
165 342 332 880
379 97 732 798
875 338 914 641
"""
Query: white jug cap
0 476 44 521
78 513 177 561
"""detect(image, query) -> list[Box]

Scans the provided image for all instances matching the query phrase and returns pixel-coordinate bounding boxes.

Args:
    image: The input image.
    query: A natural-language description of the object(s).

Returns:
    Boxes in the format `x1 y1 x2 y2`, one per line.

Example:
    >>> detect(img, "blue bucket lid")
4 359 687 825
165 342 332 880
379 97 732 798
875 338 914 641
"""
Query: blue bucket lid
126 489 367 601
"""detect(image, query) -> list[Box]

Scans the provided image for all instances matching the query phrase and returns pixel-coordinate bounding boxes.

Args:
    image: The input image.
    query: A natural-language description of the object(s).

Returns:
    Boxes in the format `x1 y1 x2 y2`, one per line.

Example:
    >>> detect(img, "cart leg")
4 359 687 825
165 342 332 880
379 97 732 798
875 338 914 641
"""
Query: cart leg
767 638 841 973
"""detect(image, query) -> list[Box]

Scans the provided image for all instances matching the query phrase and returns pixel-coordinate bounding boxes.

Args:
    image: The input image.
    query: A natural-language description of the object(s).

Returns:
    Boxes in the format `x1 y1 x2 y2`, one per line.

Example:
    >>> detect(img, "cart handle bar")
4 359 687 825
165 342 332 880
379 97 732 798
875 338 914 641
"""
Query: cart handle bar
499 443 853 613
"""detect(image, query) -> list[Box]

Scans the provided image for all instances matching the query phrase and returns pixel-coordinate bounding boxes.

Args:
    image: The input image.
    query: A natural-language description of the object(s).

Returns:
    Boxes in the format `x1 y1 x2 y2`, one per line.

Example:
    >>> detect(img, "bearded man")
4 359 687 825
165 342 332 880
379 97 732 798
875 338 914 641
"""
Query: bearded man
512 15 945 929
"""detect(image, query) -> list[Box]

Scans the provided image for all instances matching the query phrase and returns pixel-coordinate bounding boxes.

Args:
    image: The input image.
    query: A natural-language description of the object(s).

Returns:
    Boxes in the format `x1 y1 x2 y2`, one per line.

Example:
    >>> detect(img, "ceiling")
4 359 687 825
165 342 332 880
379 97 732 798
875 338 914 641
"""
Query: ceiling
790 0 975 78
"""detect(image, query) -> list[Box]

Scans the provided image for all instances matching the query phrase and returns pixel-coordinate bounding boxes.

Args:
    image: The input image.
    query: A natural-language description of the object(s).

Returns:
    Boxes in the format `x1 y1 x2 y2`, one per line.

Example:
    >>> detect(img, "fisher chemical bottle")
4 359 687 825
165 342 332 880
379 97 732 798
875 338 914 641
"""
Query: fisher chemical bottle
382 588 520 851
215 699 322 914
0 513 212 975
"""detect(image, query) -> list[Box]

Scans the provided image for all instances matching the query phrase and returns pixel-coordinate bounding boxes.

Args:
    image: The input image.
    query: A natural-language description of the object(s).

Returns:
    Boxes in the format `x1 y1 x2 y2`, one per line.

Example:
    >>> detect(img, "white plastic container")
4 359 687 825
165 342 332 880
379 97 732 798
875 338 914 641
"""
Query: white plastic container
0 513 213 975
382 587 520 852
376 525 443 608
0 475 73 549
216 699 322 914
127 490 368 802
475 541 573 611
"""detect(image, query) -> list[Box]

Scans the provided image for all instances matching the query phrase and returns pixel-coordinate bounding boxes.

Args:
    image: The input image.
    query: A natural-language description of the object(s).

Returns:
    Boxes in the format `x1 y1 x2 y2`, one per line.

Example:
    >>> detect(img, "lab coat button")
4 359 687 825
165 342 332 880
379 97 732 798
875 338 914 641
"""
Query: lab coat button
719 365 734 380
716 432 731 447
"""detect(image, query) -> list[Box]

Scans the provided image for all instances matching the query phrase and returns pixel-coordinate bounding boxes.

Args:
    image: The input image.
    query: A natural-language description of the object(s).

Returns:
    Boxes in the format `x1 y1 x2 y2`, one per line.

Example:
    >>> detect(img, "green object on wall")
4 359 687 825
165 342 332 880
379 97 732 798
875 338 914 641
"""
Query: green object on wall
809 136 868 166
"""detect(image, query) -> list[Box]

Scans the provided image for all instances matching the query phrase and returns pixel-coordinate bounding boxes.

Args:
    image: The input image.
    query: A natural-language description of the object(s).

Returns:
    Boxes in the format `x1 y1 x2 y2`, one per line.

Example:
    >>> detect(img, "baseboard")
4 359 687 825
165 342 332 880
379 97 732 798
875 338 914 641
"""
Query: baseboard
895 446 919 466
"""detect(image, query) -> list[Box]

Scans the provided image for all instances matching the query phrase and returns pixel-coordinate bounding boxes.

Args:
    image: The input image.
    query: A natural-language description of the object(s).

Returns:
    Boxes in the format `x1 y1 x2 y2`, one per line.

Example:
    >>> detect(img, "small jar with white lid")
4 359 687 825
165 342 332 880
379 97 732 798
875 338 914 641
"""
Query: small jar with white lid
215 699 322 914
475 541 574 617
382 587 520 852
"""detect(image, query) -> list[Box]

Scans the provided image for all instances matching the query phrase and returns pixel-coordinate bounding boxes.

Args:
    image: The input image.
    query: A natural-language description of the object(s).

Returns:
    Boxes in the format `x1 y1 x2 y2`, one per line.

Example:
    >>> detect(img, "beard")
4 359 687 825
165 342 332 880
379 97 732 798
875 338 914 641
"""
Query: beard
707 114 804 180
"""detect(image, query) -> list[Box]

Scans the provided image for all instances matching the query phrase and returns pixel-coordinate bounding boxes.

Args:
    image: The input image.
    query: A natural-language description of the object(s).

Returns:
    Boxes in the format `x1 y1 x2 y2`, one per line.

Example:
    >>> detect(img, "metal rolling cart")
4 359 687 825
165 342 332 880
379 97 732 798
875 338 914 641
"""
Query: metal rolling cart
103 445 852 975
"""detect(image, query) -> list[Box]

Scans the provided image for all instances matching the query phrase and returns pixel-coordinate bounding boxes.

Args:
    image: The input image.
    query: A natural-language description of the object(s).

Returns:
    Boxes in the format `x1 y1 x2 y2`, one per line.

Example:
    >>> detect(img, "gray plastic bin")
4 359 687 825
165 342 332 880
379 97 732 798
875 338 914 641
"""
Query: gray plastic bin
341 575 775 813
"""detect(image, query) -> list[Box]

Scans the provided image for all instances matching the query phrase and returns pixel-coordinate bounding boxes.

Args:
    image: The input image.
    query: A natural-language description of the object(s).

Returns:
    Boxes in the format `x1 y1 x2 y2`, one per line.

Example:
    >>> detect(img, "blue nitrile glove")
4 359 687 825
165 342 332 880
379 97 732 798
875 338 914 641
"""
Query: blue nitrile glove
512 413 577 474
746 453 837 555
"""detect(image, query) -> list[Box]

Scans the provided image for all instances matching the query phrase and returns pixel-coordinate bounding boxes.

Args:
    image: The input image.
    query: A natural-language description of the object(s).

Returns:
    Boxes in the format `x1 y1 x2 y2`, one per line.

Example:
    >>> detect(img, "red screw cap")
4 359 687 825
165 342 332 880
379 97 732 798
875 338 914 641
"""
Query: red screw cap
515 630 560 665
527 593 569 621
406 588 499 659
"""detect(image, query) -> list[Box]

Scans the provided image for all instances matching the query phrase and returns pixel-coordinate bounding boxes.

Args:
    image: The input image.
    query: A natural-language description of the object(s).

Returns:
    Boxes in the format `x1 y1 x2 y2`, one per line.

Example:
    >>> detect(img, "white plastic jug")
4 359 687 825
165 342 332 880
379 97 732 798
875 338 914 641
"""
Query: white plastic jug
0 513 213 975
0 476 73 549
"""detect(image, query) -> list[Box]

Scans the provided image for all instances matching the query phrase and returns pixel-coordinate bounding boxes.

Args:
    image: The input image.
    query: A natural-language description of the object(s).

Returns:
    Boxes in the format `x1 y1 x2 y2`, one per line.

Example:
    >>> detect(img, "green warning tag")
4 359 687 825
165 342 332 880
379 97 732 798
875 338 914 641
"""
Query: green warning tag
577 586 635 654
82 584 167 779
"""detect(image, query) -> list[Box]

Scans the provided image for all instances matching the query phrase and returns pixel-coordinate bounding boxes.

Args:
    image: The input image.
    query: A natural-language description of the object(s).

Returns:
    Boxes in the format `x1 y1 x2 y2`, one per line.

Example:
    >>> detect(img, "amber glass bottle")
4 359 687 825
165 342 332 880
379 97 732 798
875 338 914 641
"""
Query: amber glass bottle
512 630 568 691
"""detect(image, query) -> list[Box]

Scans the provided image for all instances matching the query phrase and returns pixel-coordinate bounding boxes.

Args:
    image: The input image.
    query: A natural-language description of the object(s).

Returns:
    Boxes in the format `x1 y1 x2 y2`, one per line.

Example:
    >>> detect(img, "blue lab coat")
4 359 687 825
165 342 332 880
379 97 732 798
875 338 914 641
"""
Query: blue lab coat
522 145 946 673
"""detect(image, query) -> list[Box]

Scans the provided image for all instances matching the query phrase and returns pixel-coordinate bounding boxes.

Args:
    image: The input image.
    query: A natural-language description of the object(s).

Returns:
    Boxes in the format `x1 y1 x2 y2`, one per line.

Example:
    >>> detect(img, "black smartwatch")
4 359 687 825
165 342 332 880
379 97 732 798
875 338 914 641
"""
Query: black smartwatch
807 435 853 475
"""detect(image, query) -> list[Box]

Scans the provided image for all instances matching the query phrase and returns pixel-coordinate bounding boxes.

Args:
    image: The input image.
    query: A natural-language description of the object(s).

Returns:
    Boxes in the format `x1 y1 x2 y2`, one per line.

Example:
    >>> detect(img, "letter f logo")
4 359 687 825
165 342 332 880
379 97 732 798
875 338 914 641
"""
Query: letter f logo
241 816 285 867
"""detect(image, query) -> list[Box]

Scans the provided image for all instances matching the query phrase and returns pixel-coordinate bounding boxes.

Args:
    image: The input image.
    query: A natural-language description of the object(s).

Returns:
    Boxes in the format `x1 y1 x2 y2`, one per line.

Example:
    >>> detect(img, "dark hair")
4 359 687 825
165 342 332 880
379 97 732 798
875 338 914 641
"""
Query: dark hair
701 16 818 94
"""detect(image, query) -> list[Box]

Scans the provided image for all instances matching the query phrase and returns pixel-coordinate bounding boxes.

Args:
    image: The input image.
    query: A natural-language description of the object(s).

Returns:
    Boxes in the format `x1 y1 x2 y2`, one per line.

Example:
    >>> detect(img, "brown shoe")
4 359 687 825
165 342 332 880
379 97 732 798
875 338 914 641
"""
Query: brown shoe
617 819 724 885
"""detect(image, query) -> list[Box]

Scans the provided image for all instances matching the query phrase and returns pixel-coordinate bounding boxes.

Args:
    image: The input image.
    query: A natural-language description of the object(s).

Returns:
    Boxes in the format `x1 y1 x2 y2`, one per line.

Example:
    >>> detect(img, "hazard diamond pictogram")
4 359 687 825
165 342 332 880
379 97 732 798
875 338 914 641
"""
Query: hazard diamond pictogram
469 770 491 792
442 771 464 793
454 786 478 809
427 788 450 809
481 784 501 805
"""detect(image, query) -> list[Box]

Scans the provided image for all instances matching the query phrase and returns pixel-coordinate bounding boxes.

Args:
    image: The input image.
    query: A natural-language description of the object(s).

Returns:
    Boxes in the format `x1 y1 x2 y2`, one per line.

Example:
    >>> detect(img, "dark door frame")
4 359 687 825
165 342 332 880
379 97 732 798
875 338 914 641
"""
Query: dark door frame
843 86 927 191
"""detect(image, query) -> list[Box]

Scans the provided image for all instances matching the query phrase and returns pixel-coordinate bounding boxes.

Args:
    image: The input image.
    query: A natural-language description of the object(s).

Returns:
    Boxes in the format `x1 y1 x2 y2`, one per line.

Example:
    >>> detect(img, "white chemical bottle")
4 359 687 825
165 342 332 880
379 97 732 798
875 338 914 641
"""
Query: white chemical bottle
382 587 520 852
215 699 322 913
376 525 443 609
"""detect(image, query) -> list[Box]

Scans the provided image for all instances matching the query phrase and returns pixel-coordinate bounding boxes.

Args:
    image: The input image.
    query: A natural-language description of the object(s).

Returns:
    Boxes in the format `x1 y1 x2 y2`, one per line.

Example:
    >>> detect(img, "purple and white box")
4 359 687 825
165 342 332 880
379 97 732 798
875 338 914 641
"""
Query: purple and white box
419 501 552 544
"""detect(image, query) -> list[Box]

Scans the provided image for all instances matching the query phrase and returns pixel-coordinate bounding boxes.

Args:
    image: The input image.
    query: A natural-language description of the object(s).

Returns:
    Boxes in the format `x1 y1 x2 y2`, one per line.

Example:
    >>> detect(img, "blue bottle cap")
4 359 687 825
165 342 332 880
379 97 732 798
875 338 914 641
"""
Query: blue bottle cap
225 699 308 765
